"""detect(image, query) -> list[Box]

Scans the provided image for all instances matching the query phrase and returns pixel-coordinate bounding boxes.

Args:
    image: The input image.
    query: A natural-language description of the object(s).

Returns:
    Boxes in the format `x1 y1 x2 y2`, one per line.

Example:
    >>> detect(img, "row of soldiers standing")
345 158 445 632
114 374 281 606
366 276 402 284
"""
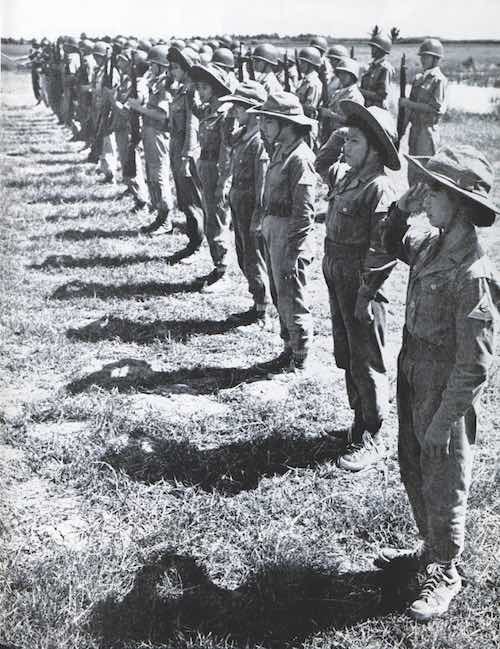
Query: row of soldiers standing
27 30 500 625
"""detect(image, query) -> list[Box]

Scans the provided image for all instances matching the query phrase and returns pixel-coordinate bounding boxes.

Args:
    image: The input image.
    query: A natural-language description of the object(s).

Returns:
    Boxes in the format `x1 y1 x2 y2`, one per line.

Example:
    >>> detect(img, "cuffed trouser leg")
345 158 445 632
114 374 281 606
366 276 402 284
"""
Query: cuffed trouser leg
323 252 388 433
198 159 229 268
230 189 270 309
262 215 312 360
398 341 475 563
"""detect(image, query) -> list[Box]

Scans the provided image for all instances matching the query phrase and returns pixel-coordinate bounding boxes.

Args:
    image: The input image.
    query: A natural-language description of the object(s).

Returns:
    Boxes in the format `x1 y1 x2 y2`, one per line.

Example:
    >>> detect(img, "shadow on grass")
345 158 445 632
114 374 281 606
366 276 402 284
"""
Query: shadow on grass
88 550 410 648
44 204 125 222
32 245 196 270
67 358 268 395
53 274 208 300
34 157 82 166
54 227 141 241
28 194 119 207
101 429 345 495
67 314 249 343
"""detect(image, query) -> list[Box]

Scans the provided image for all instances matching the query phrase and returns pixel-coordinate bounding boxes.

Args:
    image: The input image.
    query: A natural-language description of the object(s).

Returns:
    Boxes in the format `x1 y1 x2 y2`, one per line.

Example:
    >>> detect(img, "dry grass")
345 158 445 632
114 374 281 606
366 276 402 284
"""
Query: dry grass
0 72 499 649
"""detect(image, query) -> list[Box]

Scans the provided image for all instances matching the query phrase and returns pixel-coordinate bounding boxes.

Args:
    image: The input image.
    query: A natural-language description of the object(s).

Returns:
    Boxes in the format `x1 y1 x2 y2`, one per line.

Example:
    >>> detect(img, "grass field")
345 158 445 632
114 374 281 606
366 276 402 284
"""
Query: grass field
0 72 499 649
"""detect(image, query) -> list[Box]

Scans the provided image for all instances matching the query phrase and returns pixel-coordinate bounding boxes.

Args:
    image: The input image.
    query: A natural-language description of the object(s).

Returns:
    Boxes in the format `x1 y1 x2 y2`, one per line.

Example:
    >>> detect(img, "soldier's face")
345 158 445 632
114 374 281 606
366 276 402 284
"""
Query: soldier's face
170 62 185 83
234 104 249 125
254 60 266 73
336 71 355 88
425 183 458 229
260 116 280 144
343 127 369 169
197 81 214 102
420 54 436 70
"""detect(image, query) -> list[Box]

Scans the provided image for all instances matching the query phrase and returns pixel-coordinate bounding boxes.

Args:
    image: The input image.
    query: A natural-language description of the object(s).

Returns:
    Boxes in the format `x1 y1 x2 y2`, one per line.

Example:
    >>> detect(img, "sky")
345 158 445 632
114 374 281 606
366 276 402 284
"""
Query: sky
2 0 500 40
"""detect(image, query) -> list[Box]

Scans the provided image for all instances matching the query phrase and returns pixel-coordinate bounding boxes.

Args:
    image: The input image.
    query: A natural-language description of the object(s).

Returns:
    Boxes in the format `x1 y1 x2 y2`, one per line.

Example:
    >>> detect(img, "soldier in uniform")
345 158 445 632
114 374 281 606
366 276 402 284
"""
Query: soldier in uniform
219 81 271 322
323 101 400 471
77 39 96 148
317 57 364 158
400 39 448 185
212 48 238 92
360 30 394 110
248 92 317 372
28 39 42 103
376 145 499 621
251 44 283 95
190 63 233 284
128 45 173 232
167 46 206 253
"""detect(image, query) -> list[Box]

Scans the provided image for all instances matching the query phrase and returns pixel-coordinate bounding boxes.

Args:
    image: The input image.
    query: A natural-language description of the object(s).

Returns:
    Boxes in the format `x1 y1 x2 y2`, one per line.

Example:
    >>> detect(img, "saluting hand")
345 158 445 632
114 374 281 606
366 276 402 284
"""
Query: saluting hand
396 182 427 213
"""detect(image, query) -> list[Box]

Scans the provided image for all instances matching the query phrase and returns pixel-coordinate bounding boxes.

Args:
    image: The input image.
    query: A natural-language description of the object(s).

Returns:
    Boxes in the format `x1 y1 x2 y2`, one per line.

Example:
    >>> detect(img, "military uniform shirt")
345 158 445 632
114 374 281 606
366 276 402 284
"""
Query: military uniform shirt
409 66 448 127
295 71 322 118
360 56 394 109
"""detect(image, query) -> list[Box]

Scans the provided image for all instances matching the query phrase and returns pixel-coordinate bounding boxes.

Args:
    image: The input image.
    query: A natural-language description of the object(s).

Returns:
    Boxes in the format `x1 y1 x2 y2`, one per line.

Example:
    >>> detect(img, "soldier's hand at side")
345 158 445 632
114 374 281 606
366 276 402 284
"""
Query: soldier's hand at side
423 423 451 458
397 182 427 213
181 158 191 178
281 257 297 279
354 294 374 324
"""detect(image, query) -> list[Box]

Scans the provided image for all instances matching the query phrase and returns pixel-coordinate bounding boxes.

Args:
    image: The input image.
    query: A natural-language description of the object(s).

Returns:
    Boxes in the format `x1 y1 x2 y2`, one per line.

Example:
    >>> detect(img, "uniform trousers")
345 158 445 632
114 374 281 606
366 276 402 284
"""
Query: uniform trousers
170 148 204 248
397 330 475 563
262 214 312 360
197 159 230 268
115 128 148 203
323 242 388 433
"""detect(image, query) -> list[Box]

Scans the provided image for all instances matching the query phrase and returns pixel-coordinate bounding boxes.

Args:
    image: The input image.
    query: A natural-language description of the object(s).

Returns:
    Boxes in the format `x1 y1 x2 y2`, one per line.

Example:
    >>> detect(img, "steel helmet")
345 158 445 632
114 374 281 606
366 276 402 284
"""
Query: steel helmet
367 31 392 54
171 39 186 50
93 41 111 57
212 47 234 70
418 38 444 59
64 36 79 50
137 39 152 53
126 38 139 50
327 44 349 60
309 35 328 54
297 46 322 68
80 39 94 54
115 36 127 48
148 45 170 67
199 51 213 65
219 34 233 48
132 49 149 64
190 39 203 52
117 48 133 63
252 43 279 67
334 57 360 81
207 39 220 51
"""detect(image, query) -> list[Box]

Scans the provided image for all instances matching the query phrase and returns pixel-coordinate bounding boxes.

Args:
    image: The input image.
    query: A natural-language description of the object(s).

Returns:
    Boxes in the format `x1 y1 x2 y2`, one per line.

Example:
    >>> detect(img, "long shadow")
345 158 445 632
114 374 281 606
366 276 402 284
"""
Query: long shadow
101 429 345 495
6 176 91 190
28 194 118 207
88 550 411 648
44 204 125 222
30 250 184 270
53 275 208 301
67 314 246 344
34 157 82 166
54 227 141 241
67 358 268 395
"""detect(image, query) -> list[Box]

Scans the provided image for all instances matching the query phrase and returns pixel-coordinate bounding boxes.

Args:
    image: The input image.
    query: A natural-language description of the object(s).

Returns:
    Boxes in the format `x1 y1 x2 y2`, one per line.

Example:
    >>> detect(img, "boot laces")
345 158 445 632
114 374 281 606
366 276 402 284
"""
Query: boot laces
419 564 445 601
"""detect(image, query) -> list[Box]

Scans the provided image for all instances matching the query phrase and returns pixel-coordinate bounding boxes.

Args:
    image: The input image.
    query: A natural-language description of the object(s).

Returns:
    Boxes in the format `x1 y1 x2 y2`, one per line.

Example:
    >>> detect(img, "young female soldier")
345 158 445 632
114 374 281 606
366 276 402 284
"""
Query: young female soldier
248 92 317 372
190 63 232 284
128 45 173 233
376 146 499 622
323 100 400 471
167 46 205 253
218 81 270 322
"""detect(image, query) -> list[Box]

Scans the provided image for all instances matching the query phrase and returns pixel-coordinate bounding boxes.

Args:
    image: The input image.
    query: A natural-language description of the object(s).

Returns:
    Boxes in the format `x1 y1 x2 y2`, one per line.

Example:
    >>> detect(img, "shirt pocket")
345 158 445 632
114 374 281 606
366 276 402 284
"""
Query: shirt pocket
414 274 455 339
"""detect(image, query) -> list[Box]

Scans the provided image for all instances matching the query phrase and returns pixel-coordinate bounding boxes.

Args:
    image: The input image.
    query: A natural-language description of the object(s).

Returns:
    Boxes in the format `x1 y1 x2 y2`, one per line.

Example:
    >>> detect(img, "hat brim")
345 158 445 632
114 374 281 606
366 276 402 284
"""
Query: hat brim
218 94 260 107
340 100 401 170
191 65 231 97
247 106 316 127
405 155 498 225
366 40 390 53
167 47 193 71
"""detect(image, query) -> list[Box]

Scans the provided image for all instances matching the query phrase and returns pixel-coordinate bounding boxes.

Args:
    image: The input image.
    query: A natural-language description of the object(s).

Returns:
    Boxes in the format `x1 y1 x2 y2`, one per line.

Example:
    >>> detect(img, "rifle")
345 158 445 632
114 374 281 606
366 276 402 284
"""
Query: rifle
318 62 329 107
237 43 244 82
396 53 407 149
246 48 255 81
283 51 291 92
350 45 355 59
124 51 141 178
294 49 303 81
90 46 117 162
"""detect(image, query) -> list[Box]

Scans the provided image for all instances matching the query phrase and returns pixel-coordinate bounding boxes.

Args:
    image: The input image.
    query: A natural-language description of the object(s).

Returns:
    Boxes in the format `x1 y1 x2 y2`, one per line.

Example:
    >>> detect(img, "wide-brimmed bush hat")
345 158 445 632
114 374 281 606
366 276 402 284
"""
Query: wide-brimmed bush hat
190 64 232 97
218 80 267 107
340 100 400 170
405 146 498 226
167 46 199 71
248 91 316 127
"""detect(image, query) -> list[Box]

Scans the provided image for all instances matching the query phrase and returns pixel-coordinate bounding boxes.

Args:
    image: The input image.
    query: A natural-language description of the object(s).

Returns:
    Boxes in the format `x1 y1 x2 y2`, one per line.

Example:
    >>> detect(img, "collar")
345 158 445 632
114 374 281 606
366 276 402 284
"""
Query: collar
340 158 385 188
422 66 440 79
272 137 302 164
241 124 260 142
305 70 318 81
370 56 386 68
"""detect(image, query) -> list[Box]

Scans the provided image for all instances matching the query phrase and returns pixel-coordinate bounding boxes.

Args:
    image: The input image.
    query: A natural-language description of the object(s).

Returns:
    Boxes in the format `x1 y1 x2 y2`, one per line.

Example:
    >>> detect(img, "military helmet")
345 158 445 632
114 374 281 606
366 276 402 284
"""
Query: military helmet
171 38 186 50
212 47 234 70
41 37 50 46
115 36 127 48
93 41 111 57
31 38 40 47
190 39 203 52
219 34 233 48
327 44 349 60
137 39 152 53
252 43 279 67
64 36 79 50
148 44 170 67
297 46 322 68
117 48 133 63
334 57 360 81
207 39 220 51
418 38 444 59
200 51 213 65
367 31 392 54
80 39 94 54
126 38 139 50
309 35 328 54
